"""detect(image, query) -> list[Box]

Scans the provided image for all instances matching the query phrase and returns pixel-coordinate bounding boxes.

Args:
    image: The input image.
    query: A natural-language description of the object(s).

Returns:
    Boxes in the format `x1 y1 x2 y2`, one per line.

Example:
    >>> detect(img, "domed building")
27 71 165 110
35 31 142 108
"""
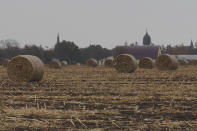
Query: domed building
143 31 151 45
112 30 161 60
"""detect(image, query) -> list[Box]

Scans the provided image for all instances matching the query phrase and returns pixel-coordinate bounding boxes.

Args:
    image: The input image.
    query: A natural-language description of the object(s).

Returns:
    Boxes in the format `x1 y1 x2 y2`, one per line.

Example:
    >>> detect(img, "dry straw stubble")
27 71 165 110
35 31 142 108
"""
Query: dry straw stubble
114 54 137 73
156 54 178 70
7 55 44 82
86 58 98 67
139 57 154 69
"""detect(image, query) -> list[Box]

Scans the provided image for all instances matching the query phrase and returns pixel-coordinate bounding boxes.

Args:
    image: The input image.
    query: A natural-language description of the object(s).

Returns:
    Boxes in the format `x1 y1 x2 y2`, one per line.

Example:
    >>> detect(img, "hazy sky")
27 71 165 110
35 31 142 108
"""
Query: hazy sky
0 0 196 49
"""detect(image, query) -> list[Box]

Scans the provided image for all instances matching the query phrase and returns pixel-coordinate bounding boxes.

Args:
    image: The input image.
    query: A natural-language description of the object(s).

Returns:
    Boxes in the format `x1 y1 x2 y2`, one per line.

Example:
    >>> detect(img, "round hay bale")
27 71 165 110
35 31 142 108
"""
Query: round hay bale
114 54 137 73
139 57 154 69
2 59 10 67
104 58 114 67
49 60 61 69
7 55 44 82
155 54 178 70
61 61 68 66
86 58 98 67
178 59 188 66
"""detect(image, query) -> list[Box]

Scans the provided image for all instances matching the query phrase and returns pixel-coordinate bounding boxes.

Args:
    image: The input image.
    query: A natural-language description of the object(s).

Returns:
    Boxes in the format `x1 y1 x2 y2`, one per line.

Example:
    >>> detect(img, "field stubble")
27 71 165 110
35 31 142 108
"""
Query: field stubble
0 66 197 130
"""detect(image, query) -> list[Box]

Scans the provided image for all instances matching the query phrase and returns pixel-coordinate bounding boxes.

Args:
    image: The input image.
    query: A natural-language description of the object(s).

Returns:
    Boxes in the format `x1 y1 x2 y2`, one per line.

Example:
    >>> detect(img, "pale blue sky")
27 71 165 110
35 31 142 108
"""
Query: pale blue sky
0 0 196 49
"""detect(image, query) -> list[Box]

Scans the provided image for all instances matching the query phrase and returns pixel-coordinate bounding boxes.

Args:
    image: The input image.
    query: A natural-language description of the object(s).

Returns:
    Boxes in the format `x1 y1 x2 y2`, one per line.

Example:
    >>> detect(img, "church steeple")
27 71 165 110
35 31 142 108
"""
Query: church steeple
190 39 194 49
57 33 60 44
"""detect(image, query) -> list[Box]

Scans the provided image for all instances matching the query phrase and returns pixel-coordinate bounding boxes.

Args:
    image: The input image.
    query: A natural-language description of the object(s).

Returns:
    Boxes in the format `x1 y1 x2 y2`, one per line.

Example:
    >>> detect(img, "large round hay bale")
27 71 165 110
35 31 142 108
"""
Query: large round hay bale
114 54 137 73
139 57 154 69
104 58 114 67
155 54 178 70
86 58 98 67
2 59 10 67
178 59 188 66
61 61 68 66
7 55 44 82
49 60 61 69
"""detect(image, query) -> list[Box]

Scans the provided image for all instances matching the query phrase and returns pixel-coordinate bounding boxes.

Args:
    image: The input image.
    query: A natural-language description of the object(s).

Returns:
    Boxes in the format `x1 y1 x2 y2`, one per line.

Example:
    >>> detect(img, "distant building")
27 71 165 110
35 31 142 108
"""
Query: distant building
113 31 160 59
124 41 128 46
113 45 161 60
165 40 196 55
143 31 151 45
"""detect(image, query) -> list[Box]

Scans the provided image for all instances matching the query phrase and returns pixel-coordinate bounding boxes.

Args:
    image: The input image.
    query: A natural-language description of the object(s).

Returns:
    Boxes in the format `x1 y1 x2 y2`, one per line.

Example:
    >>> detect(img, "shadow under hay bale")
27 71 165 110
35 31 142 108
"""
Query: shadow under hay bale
104 58 114 67
114 54 137 73
49 60 61 69
156 54 178 70
178 59 189 66
2 59 10 67
7 55 44 82
139 57 154 69
61 61 68 66
86 58 98 67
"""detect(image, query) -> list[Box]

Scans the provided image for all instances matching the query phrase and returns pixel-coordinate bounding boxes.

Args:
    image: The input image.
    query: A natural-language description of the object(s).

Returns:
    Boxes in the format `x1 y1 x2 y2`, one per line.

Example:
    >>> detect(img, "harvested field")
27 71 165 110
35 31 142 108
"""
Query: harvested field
0 65 197 130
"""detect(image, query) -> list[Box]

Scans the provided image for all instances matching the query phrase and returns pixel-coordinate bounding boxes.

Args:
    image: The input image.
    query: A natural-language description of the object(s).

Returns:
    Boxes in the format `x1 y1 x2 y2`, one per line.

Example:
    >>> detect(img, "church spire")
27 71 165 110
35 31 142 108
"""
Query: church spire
57 33 60 44
190 39 194 49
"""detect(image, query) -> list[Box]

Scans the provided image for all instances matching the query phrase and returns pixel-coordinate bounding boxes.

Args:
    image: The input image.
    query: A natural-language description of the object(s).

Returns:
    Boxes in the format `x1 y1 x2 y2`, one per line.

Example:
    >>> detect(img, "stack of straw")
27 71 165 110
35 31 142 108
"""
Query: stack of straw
114 54 137 73
61 61 68 66
7 55 44 82
49 60 61 69
156 54 178 70
139 57 154 69
86 58 98 67
104 58 114 67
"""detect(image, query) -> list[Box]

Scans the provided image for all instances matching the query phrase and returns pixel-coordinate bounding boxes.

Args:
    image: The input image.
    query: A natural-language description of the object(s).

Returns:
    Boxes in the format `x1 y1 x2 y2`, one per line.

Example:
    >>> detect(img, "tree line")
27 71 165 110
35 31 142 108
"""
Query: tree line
162 43 197 55
0 39 112 64
0 39 197 64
